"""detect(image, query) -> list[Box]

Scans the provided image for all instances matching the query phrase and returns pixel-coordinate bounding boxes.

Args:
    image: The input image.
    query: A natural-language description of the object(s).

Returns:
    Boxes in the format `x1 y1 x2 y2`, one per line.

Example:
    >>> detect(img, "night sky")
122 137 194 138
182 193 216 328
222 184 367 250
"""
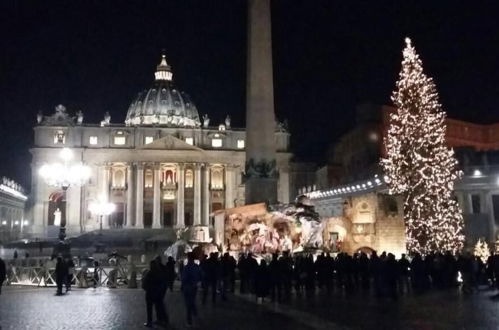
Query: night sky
2 0 499 189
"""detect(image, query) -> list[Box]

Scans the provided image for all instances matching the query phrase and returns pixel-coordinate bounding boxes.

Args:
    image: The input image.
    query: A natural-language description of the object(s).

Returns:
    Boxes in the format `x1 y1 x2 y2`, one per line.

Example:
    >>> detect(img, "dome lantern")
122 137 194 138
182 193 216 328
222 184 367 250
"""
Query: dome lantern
154 53 173 82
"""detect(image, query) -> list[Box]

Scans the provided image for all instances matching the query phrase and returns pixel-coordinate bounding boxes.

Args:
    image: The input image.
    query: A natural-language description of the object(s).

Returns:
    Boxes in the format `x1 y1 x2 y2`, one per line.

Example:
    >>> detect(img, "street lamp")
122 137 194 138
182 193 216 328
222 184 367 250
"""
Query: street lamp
89 196 115 234
39 148 91 242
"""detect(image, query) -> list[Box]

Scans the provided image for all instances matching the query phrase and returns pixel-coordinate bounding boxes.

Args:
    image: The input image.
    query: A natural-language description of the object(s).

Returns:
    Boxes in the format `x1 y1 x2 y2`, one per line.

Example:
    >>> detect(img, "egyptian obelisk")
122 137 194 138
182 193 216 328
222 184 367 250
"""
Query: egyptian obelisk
245 0 278 205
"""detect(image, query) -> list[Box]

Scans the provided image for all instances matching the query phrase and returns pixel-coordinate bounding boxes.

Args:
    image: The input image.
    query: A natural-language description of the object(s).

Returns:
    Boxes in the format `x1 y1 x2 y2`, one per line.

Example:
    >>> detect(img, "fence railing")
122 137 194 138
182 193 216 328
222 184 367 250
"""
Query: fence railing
6 263 148 288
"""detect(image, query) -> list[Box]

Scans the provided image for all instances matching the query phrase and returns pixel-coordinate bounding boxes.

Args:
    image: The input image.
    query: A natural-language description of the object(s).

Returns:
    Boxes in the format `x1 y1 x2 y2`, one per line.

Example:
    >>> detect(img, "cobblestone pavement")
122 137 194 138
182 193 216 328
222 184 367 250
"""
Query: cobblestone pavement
2 285 499 330
0 286 316 330
244 286 499 330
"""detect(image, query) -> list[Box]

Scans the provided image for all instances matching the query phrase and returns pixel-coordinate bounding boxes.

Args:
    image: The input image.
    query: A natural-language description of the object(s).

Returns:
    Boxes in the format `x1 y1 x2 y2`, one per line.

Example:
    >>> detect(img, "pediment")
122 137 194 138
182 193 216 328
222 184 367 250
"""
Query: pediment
138 135 204 151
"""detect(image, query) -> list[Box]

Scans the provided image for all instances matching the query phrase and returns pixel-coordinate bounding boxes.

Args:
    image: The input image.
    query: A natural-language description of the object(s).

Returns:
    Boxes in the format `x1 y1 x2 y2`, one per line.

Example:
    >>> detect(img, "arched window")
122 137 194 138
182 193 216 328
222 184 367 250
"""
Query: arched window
185 169 194 188
210 166 224 190
113 169 125 188
163 169 175 184
144 169 153 188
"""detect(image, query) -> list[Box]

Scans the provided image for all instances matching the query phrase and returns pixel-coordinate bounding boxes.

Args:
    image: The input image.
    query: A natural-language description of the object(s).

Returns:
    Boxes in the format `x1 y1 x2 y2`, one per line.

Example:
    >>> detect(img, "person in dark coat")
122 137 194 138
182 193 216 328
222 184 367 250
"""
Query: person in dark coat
202 252 220 304
255 259 269 303
55 256 68 295
92 260 100 288
268 253 282 302
0 257 6 295
220 253 235 301
154 256 169 326
142 260 168 328
397 254 411 294
165 256 176 292
385 253 399 300
65 257 75 292
181 252 203 327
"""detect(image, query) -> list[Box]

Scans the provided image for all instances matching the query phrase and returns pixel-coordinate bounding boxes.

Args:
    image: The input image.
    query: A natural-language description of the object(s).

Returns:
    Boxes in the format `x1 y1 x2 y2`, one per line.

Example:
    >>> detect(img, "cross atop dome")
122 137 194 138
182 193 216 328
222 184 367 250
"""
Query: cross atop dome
155 52 173 81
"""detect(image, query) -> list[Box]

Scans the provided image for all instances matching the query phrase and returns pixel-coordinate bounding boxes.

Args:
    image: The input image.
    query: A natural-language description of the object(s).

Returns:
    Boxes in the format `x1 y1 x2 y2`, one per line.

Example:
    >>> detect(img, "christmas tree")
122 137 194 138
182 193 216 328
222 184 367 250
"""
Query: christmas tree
381 38 465 255
474 238 490 264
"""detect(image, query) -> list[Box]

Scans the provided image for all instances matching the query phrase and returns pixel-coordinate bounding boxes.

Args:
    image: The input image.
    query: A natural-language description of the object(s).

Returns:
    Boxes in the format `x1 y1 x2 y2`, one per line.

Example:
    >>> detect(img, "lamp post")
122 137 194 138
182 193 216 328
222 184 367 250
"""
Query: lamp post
89 197 115 235
39 148 91 247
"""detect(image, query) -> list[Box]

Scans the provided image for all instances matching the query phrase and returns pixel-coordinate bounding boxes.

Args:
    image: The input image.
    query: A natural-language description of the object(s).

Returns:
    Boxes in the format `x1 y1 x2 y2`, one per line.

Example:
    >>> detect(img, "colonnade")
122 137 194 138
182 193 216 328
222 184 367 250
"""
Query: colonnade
98 162 238 229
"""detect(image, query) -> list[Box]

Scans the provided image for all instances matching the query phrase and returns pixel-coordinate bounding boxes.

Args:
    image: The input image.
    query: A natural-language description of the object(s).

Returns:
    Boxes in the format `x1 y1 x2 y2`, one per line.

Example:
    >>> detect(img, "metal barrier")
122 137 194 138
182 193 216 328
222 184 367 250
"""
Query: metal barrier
6 263 148 288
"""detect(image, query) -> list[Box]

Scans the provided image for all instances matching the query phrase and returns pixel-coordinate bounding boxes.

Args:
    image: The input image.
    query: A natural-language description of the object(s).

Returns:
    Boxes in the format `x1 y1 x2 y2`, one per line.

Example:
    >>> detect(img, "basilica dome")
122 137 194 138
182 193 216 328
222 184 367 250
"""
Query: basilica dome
125 55 202 127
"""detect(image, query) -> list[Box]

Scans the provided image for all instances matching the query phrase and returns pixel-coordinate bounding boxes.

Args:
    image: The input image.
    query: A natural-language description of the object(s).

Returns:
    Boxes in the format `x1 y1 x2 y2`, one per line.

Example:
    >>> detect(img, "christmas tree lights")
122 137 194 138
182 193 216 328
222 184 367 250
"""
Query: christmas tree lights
381 38 465 255
474 238 490 264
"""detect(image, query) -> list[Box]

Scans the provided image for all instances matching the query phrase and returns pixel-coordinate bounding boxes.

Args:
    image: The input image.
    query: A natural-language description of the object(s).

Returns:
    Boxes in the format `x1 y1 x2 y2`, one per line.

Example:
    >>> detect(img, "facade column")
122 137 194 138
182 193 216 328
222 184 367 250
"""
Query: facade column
485 192 496 242
193 163 202 225
125 163 135 228
31 162 46 236
153 164 161 228
135 163 144 228
202 164 210 226
278 168 290 204
176 164 185 227
224 165 235 209
100 164 111 229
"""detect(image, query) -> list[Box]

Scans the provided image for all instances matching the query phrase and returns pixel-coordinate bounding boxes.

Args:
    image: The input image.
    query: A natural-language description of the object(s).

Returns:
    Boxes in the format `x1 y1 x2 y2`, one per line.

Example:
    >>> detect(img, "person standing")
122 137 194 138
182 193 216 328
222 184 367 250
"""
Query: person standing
154 256 169 326
165 256 176 292
202 252 220 304
181 252 203 328
268 253 281 302
142 260 167 328
55 256 67 295
0 257 6 295
65 257 75 292
255 259 269 303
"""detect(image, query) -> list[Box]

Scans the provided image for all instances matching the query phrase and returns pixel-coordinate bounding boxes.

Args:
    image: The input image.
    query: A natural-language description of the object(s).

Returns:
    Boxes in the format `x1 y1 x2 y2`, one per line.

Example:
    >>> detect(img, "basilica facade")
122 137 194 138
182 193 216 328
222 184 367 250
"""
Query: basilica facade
29 55 293 238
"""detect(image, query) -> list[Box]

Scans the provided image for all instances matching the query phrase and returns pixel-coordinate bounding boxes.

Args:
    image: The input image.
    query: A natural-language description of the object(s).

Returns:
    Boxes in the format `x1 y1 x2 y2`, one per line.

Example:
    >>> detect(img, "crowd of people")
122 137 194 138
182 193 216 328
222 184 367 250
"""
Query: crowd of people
140 249 499 328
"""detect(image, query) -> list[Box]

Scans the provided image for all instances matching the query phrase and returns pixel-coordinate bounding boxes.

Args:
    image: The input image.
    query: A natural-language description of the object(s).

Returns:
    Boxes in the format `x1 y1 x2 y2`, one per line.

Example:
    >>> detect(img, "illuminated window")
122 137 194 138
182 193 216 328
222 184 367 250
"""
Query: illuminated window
54 130 65 144
237 139 245 149
211 138 223 148
89 136 98 145
144 169 153 188
114 136 126 145
162 169 175 184
210 166 224 190
218 124 226 131
185 169 194 188
185 137 194 145
112 169 125 188
145 136 154 144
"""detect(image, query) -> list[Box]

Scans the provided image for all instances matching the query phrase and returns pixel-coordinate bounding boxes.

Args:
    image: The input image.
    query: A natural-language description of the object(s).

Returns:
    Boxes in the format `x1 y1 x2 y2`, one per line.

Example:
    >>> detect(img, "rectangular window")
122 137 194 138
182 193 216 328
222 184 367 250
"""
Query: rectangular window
185 137 194 145
114 136 126 145
89 136 98 145
145 136 154 144
237 139 245 149
211 138 222 148
471 194 481 214
54 130 65 144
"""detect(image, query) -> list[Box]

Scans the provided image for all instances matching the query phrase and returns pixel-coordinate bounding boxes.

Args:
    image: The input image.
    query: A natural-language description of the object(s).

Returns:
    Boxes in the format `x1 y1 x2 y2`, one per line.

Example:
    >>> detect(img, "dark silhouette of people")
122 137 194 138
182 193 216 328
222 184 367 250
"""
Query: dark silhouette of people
92 261 100 288
0 257 6 295
269 253 282 302
165 256 176 292
154 256 169 326
181 252 202 327
255 259 269 303
142 260 168 327
55 256 68 295
220 252 235 300
202 252 220 304
65 257 75 292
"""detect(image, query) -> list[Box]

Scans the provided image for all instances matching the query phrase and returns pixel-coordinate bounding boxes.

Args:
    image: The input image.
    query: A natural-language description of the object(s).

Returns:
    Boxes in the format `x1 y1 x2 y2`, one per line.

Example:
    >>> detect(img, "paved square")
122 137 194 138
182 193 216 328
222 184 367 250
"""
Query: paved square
1 286 499 329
